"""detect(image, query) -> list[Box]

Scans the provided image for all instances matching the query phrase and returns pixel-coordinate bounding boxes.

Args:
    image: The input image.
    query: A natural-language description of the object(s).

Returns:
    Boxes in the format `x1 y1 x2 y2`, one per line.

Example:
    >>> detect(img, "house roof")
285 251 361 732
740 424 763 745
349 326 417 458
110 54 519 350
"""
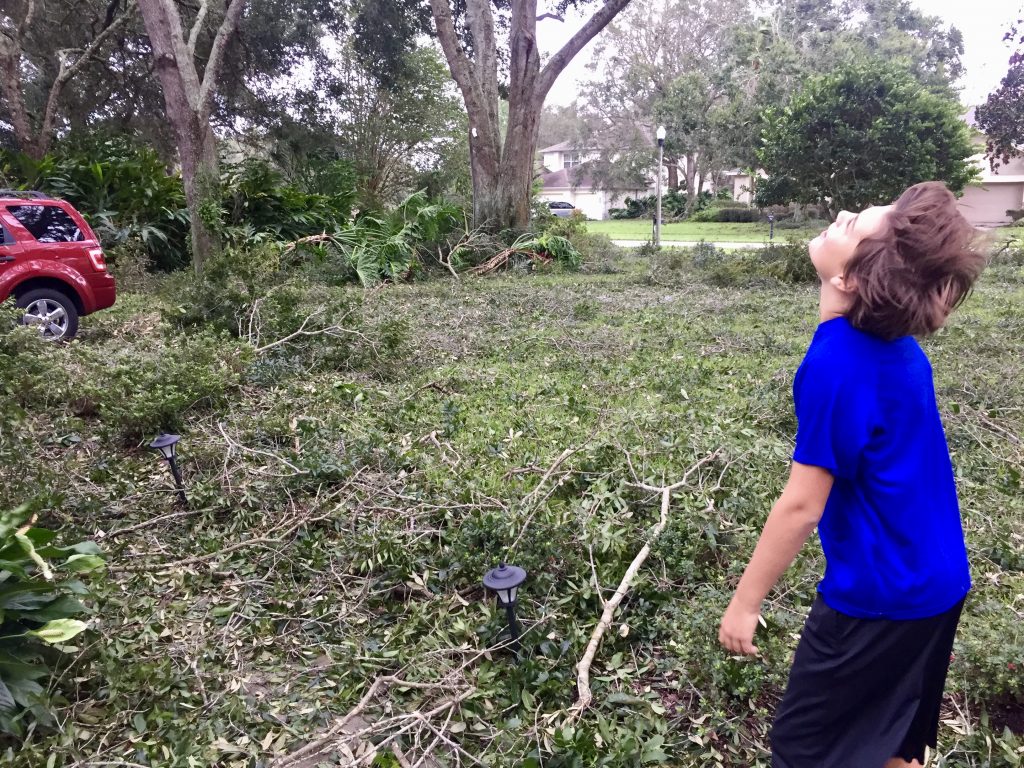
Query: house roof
538 141 577 153
539 166 598 190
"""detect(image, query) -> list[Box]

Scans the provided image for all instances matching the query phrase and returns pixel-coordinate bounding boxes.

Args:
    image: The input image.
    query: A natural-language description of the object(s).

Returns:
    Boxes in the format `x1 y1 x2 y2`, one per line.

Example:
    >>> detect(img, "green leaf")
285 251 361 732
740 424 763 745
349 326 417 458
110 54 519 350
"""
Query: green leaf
27 619 88 645
14 533 52 580
62 554 105 573
0 679 15 713
0 507 31 542
28 595 86 622
0 583 60 610
5 676 44 708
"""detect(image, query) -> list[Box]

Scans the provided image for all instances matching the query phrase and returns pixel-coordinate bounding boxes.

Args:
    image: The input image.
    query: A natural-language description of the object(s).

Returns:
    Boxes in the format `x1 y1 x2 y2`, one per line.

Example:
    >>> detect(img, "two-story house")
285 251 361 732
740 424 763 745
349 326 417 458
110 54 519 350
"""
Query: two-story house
536 142 657 220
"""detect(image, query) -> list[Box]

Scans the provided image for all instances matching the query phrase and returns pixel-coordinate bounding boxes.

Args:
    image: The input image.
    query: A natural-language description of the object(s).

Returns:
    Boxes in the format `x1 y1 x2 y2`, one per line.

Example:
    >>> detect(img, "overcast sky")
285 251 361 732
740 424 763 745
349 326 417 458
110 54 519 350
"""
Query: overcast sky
536 0 1023 107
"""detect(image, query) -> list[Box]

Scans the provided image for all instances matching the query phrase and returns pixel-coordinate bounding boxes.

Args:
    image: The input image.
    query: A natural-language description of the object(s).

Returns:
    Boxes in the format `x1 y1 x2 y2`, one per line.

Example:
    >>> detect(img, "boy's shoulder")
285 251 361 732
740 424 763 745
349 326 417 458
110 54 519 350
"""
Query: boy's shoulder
800 318 927 385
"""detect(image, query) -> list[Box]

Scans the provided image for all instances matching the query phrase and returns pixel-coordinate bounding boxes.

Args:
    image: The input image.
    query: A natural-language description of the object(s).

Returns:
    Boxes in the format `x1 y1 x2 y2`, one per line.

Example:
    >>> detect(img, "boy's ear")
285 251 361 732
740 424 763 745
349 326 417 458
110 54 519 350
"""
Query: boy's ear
829 274 857 294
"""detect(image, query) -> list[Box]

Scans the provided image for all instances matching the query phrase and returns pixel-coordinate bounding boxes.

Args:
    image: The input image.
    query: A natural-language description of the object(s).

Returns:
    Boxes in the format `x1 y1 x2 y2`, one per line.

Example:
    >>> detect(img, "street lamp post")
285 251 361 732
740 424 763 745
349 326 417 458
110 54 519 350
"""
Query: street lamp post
483 563 527 654
655 126 666 248
149 434 187 506
767 213 776 241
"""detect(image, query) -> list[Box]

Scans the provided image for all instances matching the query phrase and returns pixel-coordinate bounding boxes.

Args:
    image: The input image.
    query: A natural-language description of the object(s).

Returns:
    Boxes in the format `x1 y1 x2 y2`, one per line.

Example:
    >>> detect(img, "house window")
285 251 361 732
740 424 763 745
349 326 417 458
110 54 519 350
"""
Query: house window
563 151 583 169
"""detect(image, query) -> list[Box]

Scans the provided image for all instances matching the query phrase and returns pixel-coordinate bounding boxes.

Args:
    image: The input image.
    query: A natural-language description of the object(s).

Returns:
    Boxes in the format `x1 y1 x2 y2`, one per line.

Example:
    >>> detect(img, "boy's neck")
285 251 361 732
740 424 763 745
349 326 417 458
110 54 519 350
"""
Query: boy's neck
819 284 852 324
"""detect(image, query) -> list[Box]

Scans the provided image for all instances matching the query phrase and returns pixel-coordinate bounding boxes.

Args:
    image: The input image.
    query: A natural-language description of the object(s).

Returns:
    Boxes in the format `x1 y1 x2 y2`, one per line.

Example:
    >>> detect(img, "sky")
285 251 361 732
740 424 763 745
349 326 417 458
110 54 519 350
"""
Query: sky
536 0 1023 108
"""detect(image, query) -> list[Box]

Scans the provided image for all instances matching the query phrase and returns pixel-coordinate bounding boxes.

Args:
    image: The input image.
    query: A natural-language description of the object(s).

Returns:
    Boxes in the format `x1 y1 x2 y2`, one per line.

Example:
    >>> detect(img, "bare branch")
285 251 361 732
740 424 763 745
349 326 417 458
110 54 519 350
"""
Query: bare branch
572 450 721 715
41 2 138 142
535 0 633 106
197 0 245 122
186 0 207 56
428 0 482 116
19 0 36 37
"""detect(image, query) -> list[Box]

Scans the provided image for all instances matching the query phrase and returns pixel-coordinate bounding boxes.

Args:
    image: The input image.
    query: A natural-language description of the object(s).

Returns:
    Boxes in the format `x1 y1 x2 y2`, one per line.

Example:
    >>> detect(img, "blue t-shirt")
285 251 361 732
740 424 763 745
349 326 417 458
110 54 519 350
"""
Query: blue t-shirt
793 317 971 619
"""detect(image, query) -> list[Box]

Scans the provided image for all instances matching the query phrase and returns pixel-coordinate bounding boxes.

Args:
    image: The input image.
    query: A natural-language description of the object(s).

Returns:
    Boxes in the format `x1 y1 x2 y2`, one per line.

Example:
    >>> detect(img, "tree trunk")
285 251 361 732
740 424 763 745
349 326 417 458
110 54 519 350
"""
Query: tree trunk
430 0 632 232
177 116 221 270
667 162 679 192
683 153 699 214
137 0 245 272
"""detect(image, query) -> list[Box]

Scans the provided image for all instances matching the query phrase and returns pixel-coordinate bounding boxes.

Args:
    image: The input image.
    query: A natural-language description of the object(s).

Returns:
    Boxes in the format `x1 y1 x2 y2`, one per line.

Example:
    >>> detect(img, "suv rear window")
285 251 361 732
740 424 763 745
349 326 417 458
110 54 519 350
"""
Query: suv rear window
6 205 84 243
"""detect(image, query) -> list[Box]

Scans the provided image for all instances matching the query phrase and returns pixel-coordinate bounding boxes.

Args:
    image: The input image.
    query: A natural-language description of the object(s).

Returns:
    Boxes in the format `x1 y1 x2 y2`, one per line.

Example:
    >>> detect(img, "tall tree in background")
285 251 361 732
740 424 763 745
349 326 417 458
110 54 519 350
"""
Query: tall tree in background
581 0 753 212
0 0 137 158
758 59 975 218
428 0 633 231
975 16 1023 170
136 0 246 271
266 44 468 210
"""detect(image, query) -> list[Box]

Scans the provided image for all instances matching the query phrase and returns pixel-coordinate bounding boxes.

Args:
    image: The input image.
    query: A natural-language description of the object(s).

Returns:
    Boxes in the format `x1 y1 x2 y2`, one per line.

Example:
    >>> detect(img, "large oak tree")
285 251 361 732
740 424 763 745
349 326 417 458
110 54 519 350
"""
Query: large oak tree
428 0 633 231
135 0 246 271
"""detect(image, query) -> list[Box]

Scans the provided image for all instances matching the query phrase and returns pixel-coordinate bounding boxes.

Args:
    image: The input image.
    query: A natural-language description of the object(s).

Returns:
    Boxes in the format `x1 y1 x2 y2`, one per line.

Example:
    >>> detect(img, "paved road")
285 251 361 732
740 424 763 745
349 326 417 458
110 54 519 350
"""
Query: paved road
612 239 776 249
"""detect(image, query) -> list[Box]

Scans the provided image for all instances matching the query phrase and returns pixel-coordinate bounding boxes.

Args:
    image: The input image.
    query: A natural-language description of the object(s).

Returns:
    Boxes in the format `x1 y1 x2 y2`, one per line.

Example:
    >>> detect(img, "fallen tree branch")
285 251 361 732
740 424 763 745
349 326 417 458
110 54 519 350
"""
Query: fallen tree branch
571 451 720 714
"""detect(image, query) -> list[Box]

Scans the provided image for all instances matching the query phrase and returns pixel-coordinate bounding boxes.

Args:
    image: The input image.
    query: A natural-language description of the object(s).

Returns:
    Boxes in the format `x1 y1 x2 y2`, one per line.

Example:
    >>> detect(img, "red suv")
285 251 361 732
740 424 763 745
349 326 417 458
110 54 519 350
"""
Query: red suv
0 191 115 341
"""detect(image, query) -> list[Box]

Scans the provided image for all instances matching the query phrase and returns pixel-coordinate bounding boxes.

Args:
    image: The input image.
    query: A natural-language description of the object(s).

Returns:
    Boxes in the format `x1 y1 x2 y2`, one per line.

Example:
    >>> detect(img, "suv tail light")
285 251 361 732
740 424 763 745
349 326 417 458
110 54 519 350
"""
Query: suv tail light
88 247 107 272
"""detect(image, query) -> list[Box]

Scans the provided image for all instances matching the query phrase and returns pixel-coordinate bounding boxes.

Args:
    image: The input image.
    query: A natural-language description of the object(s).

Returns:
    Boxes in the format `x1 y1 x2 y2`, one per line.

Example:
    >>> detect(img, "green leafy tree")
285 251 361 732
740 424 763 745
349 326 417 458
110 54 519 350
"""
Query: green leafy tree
975 17 1024 170
757 59 976 218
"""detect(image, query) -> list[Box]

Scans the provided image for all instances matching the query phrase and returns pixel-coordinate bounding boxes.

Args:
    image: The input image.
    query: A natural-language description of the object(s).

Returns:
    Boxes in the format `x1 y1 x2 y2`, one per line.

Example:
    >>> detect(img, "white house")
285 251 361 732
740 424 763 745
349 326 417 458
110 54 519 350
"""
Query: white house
536 141 657 220
958 107 1024 227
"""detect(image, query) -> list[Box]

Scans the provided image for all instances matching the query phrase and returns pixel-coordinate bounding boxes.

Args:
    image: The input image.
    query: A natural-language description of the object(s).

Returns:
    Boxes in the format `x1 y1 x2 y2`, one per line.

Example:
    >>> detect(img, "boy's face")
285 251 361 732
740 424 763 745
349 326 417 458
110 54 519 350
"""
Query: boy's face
809 205 894 282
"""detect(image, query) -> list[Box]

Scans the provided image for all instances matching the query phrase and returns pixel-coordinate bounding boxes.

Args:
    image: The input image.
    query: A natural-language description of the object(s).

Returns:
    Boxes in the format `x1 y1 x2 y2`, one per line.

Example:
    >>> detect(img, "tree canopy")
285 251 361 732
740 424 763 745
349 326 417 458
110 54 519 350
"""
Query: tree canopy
757 59 976 217
975 17 1024 170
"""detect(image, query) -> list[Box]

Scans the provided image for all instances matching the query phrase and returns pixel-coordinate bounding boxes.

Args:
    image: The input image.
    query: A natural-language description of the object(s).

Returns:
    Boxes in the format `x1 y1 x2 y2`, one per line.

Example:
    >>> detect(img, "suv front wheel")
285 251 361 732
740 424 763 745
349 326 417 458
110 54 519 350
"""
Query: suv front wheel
17 288 79 341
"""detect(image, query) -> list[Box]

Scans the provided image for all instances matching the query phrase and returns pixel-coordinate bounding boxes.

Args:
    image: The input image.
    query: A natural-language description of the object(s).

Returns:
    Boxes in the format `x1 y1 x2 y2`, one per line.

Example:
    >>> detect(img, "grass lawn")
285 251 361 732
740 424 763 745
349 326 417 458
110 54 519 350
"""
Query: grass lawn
586 218 824 242
3 251 1022 765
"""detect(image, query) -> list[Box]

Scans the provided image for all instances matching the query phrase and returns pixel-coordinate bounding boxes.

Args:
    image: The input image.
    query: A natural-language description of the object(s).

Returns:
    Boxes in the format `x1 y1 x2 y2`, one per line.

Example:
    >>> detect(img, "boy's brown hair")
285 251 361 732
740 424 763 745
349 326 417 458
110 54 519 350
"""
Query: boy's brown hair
844 182 988 341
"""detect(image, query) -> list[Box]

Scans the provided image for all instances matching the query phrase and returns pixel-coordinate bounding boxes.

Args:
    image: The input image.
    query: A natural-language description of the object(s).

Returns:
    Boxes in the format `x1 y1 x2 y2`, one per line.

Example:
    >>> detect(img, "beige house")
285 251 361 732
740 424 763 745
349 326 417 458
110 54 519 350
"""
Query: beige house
536 142 657 220
958 108 1024 227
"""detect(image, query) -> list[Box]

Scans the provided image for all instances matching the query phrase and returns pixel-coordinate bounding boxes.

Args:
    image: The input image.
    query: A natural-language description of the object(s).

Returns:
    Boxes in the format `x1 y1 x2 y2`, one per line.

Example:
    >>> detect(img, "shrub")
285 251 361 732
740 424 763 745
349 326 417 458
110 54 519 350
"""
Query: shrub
327 191 465 285
757 239 818 283
608 190 687 220
220 158 353 245
0 506 103 737
689 205 760 223
0 137 190 270
688 238 816 287
573 232 622 271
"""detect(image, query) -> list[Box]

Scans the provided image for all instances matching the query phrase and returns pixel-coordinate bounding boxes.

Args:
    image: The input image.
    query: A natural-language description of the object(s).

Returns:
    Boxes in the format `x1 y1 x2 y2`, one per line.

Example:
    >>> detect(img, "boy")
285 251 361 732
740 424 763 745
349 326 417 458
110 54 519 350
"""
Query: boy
718 182 988 768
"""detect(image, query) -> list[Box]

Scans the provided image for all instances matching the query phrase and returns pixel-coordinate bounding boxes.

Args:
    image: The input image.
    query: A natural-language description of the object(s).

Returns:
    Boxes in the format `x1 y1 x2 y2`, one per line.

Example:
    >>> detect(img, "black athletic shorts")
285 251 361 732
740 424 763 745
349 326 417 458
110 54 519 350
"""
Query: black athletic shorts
771 593 965 768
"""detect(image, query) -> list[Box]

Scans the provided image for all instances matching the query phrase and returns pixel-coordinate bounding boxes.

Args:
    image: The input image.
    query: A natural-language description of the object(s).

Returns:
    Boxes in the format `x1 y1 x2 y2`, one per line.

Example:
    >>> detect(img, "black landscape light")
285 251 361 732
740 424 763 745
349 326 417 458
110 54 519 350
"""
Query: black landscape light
149 433 187 506
767 213 776 241
483 563 527 653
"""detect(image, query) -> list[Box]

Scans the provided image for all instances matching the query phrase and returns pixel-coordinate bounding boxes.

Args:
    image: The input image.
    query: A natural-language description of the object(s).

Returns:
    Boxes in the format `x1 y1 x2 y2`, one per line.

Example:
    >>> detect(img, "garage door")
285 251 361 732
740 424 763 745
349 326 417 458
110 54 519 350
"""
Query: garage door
958 183 1024 226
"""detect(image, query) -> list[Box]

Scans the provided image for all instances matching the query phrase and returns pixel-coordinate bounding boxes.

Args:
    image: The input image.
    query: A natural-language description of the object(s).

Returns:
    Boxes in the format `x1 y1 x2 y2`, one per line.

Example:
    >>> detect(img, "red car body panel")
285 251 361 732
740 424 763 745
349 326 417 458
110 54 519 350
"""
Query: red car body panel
0 197 116 314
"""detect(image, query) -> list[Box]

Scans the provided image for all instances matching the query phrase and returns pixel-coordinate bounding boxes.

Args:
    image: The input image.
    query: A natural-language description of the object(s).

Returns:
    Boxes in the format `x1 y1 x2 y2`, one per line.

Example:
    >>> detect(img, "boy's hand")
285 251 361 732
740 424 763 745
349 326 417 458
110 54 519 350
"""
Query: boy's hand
719 599 761 656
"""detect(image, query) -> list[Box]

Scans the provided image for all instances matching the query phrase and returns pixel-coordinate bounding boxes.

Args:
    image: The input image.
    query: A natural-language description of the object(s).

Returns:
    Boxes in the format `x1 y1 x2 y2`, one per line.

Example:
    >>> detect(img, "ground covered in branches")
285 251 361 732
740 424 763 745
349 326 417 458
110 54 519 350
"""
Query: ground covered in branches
1 250 1022 766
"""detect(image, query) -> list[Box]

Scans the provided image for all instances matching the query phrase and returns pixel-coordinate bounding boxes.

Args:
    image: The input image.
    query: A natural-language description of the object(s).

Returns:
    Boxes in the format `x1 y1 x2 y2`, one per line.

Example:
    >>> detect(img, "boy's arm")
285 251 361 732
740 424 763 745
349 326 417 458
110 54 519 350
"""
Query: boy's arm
718 461 834 656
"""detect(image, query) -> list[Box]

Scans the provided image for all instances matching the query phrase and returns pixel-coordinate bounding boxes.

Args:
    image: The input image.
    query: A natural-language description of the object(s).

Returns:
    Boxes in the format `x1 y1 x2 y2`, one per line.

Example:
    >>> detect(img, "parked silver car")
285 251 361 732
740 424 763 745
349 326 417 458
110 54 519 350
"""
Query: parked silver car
548 201 577 218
